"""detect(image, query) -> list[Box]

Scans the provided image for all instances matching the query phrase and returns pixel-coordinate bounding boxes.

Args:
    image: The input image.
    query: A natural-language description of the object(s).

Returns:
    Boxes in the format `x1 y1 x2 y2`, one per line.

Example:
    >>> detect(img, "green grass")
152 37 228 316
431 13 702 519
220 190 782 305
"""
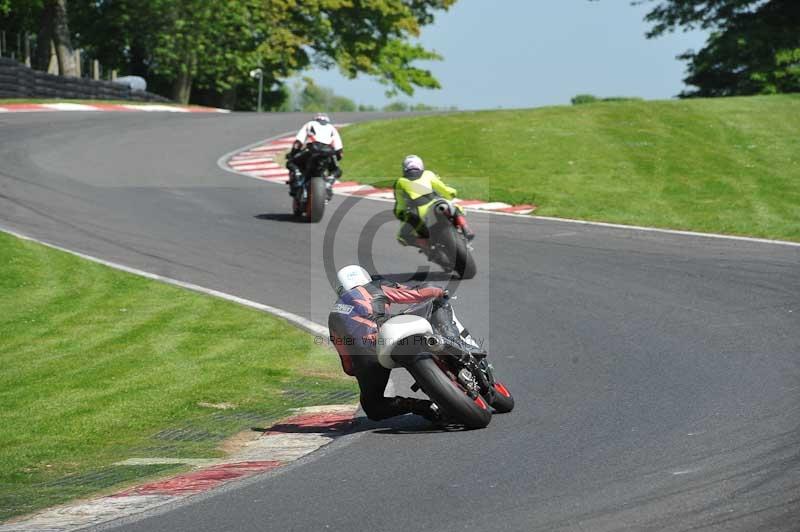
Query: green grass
0 232 354 521
341 94 800 241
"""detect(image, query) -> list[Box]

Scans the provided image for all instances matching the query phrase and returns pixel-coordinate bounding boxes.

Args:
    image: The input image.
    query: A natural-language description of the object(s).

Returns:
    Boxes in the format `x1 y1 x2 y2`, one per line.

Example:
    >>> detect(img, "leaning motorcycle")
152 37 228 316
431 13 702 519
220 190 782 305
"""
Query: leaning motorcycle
418 199 477 279
377 296 514 429
290 142 337 223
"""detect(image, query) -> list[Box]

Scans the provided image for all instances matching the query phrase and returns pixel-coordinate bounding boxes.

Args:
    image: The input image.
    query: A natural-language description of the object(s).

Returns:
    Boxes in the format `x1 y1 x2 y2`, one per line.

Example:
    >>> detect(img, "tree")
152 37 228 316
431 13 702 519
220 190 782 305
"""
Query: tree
47 0 78 76
279 78 358 112
68 0 457 105
1 0 77 75
636 0 800 96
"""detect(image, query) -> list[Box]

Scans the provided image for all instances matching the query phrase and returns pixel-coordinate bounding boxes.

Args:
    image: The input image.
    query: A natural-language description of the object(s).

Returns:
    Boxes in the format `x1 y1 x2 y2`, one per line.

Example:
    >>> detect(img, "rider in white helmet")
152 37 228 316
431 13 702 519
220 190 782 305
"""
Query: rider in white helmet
394 155 475 247
328 265 446 422
286 113 344 198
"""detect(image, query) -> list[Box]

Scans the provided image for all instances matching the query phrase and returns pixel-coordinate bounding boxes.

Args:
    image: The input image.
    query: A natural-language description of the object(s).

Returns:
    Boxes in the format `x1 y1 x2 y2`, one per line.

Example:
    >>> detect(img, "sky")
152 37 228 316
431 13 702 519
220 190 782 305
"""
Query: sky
301 0 709 110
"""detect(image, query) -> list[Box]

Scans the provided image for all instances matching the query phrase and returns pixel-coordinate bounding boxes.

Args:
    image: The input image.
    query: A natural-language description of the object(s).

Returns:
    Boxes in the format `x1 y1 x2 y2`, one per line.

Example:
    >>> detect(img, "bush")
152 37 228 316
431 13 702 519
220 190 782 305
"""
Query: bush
571 94 599 105
572 94 643 105
601 96 643 103
383 101 409 112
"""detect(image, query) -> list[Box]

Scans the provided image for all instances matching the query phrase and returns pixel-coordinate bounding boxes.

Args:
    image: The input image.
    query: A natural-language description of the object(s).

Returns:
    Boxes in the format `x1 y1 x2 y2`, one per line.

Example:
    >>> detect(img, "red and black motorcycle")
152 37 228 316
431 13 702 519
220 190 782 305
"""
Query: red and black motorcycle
377 295 514 429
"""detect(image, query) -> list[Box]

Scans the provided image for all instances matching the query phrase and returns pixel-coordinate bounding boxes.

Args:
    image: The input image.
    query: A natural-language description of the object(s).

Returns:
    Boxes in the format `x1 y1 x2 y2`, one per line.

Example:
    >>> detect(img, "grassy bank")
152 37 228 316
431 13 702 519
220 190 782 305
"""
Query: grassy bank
0 232 354 521
341 95 800 241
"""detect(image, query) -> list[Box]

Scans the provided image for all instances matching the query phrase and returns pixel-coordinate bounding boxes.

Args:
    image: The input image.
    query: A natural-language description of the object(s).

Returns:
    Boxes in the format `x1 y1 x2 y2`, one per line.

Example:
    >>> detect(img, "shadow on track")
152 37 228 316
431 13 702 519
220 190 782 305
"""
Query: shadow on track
250 413 460 437
351 415 472 435
254 213 305 223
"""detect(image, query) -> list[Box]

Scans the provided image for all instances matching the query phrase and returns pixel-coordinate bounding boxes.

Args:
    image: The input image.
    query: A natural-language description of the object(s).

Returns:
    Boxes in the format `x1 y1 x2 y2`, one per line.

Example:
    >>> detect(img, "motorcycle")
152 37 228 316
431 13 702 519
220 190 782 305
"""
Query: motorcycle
416 199 477 279
377 295 514 428
290 142 338 223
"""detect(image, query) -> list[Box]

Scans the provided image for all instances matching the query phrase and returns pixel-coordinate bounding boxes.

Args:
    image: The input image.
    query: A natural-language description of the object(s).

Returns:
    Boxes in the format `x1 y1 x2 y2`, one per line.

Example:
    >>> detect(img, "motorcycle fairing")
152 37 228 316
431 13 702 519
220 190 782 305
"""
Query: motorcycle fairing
376 314 433 369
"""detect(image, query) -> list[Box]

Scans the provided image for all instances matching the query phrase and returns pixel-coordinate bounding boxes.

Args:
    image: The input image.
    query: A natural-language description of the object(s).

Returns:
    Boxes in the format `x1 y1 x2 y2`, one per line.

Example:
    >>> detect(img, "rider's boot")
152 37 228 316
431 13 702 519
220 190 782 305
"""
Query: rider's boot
398 223 429 251
396 397 443 423
286 164 301 196
454 215 475 241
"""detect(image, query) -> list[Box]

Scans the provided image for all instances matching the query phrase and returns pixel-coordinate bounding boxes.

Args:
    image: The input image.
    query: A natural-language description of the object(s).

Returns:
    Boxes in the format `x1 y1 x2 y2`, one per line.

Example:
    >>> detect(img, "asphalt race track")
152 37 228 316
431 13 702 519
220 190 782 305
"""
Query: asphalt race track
2 111 799 531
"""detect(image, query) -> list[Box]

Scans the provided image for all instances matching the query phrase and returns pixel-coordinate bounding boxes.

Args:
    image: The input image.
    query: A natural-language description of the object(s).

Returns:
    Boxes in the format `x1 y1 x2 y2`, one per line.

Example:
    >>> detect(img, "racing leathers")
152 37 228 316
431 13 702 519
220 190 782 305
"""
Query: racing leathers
328 280 445 421
286 120 343 196
393 170 474 246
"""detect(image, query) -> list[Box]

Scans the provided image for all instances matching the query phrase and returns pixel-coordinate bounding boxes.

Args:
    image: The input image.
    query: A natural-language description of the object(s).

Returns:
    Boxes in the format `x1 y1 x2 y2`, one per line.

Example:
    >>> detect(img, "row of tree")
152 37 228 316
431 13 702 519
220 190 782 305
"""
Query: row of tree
278 77 455 112
3 1 796 106
0 0 456 108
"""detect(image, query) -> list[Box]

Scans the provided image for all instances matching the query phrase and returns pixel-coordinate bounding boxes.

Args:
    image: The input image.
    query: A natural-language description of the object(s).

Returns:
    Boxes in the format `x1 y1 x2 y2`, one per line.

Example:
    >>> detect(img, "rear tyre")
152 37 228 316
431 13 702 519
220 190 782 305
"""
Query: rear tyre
306 177 326 223
431 224 458 274
454 237 477 279
488 381 514 413
406 357 491 429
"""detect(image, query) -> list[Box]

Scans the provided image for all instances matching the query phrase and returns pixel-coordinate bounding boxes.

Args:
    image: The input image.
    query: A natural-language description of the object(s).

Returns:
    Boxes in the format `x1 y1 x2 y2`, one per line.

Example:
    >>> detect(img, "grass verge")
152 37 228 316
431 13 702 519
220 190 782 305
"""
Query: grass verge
0 231 354 521
341 94 800 241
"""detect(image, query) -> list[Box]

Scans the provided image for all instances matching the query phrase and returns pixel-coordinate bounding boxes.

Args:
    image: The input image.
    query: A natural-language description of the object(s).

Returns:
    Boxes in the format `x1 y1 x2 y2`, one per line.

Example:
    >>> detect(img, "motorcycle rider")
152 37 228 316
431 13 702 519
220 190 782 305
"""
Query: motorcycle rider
393 155 475 248
328 265 445 422
286 113 343 199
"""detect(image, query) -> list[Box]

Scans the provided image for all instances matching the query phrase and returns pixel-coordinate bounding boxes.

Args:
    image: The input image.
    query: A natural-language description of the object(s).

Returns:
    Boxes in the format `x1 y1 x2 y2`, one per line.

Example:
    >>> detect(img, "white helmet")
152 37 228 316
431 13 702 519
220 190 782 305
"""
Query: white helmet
336 265 372 294
313 113 331 125
402 155 424 178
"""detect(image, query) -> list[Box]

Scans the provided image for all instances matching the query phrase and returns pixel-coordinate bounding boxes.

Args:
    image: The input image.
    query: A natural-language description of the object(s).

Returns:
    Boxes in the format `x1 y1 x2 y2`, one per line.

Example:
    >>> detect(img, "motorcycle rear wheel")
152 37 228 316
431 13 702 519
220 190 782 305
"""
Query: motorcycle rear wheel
454 236 476 279
306 177 326 223
407 357 491 429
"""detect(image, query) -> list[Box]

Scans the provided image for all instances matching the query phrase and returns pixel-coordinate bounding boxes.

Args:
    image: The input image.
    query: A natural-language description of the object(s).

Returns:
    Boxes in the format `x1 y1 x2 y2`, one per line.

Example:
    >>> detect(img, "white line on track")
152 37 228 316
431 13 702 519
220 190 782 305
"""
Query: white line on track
529 215 800 248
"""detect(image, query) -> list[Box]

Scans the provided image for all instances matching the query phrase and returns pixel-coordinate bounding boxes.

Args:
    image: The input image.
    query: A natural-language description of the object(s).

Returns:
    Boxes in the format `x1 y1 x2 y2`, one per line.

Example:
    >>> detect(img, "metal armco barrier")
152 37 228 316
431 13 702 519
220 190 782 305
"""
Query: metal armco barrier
0 57 169 102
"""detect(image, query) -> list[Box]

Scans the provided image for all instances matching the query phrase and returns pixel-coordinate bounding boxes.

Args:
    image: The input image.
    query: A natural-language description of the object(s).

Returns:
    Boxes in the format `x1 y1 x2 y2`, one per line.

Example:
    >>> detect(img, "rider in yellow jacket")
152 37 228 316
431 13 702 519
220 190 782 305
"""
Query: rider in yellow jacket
394 155 474 247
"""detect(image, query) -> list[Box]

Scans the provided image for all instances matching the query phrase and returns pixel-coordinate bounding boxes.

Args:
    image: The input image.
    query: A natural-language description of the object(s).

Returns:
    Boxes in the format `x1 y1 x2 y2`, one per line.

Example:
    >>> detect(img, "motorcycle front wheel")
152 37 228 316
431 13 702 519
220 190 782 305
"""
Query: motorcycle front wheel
487 381 514 413
407 356 492 429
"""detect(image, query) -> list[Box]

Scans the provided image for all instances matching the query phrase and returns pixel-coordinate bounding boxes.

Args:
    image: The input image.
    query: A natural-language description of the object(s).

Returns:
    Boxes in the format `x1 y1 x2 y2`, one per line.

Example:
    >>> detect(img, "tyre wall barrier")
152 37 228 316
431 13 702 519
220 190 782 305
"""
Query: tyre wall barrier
0 57 170 102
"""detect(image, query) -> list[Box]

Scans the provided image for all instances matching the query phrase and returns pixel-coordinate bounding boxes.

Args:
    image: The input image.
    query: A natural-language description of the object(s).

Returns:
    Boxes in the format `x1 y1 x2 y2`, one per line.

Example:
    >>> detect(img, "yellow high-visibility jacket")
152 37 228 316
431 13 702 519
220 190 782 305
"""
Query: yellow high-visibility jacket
393 171 457 226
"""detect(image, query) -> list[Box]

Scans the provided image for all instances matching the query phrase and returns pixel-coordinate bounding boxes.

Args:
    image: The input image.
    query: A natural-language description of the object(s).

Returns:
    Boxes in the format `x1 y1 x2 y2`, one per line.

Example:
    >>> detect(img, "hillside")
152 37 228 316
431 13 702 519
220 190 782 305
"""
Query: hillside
341 95 800 241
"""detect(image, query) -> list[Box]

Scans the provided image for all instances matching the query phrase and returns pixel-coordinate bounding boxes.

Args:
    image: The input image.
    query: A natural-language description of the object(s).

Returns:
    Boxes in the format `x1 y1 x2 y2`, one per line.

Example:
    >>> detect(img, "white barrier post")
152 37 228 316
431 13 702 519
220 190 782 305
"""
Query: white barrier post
250 68 264 112
24 33 31 67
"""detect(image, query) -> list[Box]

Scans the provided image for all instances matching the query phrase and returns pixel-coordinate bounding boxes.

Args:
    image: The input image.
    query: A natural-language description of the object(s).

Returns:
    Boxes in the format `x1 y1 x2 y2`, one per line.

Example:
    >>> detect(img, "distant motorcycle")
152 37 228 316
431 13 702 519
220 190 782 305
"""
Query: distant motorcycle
290 142 337 223
377 295 514 428
415 199 477 279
